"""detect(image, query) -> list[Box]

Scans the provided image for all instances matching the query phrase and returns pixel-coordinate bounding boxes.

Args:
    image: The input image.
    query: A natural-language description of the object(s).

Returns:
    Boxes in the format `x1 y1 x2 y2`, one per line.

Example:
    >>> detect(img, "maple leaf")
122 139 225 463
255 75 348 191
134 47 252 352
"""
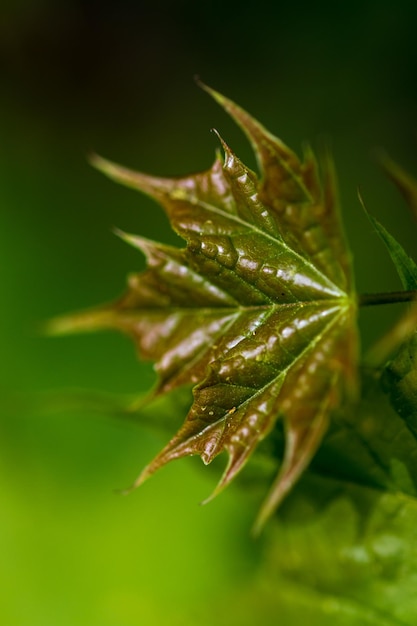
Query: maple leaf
50 85 358 531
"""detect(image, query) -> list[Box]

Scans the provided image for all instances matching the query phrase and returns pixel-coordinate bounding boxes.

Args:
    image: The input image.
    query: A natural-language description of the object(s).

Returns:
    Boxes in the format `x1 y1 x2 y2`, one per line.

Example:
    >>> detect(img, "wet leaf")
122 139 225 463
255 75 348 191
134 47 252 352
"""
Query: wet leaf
49 86 358 531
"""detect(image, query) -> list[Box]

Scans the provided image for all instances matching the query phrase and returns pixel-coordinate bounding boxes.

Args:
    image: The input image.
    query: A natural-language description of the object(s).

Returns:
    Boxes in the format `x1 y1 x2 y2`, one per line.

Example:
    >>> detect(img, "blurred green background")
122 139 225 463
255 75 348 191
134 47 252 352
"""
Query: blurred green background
1 1 417 624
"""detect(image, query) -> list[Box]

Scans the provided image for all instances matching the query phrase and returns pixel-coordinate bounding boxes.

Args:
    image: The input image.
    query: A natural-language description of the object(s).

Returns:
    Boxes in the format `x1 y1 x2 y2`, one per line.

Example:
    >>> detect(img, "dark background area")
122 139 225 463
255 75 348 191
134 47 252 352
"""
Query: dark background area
1 2 416 624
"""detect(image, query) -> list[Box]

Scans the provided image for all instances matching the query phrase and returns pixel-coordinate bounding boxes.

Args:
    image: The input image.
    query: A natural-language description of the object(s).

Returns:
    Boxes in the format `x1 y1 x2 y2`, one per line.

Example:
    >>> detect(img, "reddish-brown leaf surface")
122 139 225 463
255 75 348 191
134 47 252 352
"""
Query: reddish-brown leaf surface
50 85 358 531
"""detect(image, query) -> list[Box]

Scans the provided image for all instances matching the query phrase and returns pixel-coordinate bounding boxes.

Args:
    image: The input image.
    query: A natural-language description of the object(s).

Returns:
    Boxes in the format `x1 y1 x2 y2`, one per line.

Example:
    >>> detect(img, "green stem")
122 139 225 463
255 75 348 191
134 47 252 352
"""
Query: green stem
358 290 417 307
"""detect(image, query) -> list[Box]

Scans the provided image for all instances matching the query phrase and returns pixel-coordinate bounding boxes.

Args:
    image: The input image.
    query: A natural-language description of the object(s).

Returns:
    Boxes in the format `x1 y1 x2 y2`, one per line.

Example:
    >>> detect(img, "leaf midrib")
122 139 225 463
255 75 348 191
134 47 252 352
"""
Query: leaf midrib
188 195 346 298
187 305 347 439
118 299 351 317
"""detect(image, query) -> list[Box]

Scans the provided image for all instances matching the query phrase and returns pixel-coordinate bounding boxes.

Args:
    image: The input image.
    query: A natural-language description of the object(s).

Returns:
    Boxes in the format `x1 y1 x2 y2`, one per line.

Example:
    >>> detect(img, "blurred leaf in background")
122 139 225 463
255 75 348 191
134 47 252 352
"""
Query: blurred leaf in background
1 1 417 624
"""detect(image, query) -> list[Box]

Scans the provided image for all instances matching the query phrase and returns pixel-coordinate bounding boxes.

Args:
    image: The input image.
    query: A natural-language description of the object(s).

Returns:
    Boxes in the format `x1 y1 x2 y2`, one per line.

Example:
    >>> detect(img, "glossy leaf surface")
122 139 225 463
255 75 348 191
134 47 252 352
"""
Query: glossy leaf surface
50 87 358 530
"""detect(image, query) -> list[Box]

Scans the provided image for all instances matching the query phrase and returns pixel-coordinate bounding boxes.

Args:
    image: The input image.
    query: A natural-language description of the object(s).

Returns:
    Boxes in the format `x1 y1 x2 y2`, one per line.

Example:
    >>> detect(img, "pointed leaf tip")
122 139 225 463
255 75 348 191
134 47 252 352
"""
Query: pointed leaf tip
112 228 150 254
120 464 155 496
359 191 417 291
45 308 116 336
89 153 144 191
